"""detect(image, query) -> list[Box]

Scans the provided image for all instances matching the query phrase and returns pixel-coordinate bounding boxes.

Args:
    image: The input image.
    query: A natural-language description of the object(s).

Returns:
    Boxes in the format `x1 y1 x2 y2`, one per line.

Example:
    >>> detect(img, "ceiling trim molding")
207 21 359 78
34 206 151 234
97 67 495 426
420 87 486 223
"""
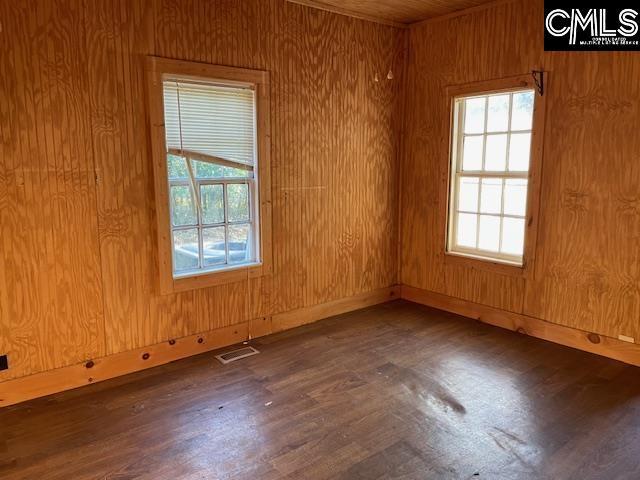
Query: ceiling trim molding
285 0 408 29
409 0 520 29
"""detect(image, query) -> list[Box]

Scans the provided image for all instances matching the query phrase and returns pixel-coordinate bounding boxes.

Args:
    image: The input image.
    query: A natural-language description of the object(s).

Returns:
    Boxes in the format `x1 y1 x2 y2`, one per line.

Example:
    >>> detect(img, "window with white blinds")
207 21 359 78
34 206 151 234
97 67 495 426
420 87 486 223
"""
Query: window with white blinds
163 81 256 167
162 78 260 277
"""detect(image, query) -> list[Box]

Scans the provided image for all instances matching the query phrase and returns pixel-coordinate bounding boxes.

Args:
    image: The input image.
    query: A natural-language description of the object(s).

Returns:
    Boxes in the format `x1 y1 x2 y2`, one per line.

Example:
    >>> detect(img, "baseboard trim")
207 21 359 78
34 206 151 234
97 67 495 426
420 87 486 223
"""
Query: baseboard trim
401 285 640 368
0 286 398 408
271 286 400 333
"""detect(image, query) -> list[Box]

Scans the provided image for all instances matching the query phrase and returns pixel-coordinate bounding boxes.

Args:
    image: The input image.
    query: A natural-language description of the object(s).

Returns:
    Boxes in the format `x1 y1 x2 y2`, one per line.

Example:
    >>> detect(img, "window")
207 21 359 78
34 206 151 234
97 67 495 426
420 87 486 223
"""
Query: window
164 80 258 275
147 58 272 294
446 76 544 269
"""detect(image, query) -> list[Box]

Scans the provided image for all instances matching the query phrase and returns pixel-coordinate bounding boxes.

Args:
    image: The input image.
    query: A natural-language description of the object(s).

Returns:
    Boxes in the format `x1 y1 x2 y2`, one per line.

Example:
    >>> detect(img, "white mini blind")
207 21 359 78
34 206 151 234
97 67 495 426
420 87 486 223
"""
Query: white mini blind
163 80 256 167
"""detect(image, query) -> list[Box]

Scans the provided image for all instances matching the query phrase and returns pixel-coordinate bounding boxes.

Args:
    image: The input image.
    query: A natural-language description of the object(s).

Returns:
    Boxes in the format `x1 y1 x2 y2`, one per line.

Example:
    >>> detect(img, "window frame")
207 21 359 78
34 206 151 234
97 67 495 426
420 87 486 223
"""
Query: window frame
441 74 547 278
146 57 272 294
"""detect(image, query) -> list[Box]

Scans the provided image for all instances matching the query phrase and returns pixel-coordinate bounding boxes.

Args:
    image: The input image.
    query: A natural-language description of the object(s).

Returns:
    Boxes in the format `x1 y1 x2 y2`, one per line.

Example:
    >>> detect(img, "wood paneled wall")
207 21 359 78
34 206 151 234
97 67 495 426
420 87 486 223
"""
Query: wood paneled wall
0 0 405 381
401 0 640 340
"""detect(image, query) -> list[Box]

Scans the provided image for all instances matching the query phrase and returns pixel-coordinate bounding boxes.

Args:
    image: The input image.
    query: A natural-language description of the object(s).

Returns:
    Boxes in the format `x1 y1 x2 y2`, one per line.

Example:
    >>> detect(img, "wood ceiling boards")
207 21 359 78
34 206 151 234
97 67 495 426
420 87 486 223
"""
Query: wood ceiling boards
286 0 500 27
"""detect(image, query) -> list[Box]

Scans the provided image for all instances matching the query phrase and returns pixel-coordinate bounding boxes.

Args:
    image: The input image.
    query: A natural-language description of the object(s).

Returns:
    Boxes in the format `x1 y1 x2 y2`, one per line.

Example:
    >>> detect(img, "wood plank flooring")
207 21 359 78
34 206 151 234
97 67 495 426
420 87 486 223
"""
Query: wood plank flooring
1 300 640 479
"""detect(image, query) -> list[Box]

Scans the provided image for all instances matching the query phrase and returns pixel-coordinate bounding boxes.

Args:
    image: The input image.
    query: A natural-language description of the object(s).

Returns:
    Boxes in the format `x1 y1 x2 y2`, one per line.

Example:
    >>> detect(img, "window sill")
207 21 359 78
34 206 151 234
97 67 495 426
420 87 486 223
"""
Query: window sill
164 262 268 295
444 251 526 277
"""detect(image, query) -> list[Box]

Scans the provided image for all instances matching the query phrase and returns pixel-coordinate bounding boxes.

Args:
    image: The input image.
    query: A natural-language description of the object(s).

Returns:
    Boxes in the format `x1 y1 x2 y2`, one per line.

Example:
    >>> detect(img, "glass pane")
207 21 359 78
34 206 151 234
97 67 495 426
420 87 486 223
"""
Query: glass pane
478 215 500 252
202 227 226 267
167 154 189 180
462 136 483 171
464 97 485 134
480 178 502 214
508 132 532 172
173 228 199 272
228 224 251 264
458 177 479 212
511 91 534 131
503 179 528 217
484 134 507 171
201 184 224 224
456 213 477 248
193 160 251 179
501 217 525 256
487 95 509 132
170 186 197 226
227 184 250 222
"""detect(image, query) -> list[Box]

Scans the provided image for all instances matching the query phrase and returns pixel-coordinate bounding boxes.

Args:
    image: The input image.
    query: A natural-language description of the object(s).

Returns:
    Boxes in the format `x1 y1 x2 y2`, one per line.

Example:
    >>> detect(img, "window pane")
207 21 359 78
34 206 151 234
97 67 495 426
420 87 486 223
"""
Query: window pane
201 184 224 224
478 215 500 252
168 154 189 180
508 132 532 172
458 177 479 212
170 186 197 226
504 179 528 217
480 178 502 214
227 183 250 222
511 91 534 131
487 95 509 132
462 136 483 171
484 134 507 171
173 228 199 272
228 224 250 264
464 97 485 134
202 227 226 267
193 160 251 179
456 213 477 248
501 217 525 255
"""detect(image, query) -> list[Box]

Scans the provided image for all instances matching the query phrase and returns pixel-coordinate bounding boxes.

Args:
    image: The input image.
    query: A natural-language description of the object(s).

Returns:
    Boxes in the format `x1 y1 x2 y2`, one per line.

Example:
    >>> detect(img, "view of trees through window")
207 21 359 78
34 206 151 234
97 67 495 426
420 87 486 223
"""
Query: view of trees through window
162 77 259 277
168 155 254 273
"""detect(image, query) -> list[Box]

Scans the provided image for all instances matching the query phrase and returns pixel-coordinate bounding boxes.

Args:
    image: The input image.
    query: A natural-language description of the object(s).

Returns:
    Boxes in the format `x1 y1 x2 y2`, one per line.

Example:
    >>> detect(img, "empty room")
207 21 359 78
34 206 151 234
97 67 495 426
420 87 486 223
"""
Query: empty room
1 0 639 478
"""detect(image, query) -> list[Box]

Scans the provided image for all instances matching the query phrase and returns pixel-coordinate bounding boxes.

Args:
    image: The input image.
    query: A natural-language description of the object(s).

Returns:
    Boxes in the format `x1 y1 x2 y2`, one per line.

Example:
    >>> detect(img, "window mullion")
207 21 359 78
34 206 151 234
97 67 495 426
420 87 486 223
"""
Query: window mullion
475 177 482 249
223 184 229 265
481 96 488 172
498 178 506 253
452 172 461 249
248 179 255 261
185 159 204 269
459 101 463 172
457 210 525 220
458 171 528 179
506 93 514 172
196 180 204 269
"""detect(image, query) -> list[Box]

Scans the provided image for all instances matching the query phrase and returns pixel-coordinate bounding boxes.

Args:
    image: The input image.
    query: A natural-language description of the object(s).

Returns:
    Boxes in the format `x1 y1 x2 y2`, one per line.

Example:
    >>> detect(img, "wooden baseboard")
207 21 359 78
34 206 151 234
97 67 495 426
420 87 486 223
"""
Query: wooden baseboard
271 286 400 333
401 285 640 368
0 287 398 408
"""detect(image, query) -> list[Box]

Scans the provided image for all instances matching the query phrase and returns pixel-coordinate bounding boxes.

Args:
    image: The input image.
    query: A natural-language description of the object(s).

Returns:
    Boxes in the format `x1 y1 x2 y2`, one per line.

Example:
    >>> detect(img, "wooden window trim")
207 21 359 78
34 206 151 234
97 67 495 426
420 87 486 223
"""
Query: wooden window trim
146 56 273 295
439 74 547 278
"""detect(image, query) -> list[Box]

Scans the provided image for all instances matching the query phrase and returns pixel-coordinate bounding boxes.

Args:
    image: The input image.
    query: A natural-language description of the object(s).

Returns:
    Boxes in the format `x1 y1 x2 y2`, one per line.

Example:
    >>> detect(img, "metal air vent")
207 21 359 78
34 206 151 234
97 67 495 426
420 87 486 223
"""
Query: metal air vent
215 346 260 364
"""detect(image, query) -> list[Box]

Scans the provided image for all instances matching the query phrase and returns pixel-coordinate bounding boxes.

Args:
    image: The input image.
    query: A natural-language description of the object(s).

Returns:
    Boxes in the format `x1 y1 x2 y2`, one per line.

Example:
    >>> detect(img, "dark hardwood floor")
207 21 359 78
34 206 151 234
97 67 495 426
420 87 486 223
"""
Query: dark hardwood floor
1 300 640 480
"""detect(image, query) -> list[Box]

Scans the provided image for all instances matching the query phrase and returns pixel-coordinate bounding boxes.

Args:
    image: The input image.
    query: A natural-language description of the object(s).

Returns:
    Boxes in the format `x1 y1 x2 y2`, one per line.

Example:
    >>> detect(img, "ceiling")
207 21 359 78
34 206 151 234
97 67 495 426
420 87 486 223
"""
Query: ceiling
286 0 499 27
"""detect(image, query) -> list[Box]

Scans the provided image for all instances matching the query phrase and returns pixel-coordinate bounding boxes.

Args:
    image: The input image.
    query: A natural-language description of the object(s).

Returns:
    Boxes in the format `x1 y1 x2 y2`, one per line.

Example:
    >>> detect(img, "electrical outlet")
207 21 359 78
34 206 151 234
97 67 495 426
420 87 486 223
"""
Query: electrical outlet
0 355 8 371
618 334 635 344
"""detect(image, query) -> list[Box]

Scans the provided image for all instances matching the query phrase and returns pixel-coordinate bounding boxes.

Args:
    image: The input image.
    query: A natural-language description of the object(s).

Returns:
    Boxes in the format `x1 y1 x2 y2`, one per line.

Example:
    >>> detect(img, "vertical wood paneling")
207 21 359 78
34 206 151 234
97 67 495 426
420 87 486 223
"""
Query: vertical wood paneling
402 0 640 339
0 0 105 380
524 50 640 338
0 0 404 381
